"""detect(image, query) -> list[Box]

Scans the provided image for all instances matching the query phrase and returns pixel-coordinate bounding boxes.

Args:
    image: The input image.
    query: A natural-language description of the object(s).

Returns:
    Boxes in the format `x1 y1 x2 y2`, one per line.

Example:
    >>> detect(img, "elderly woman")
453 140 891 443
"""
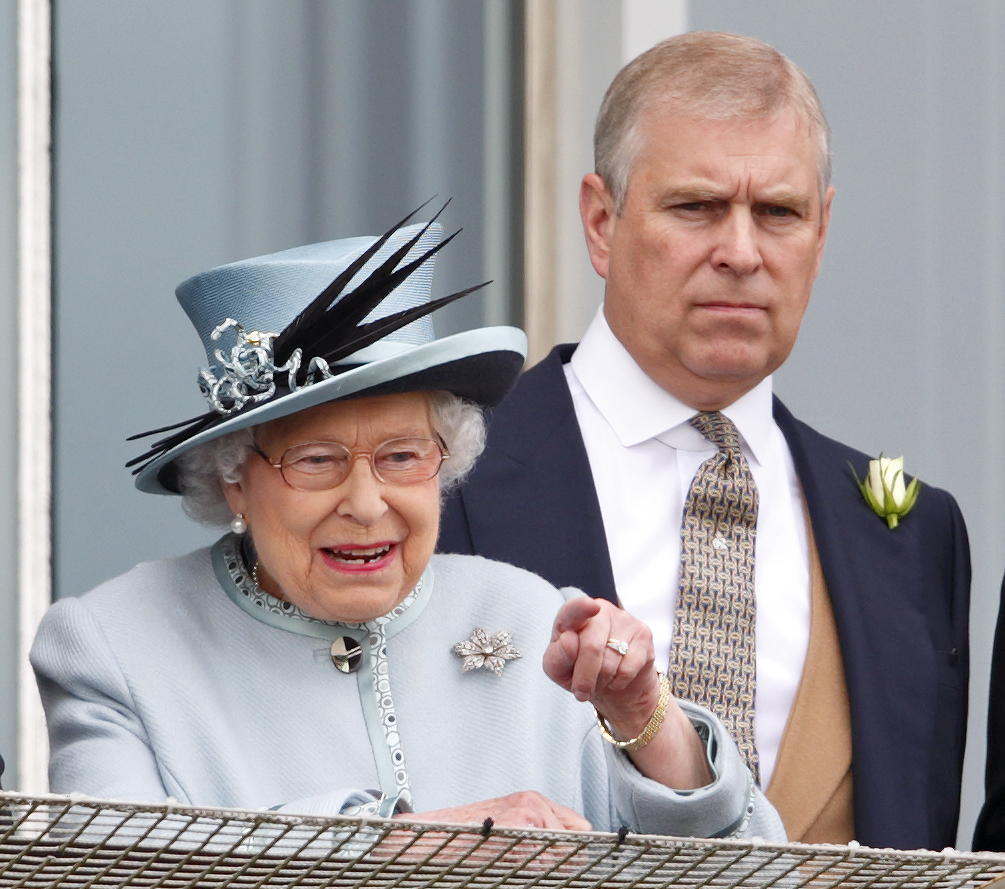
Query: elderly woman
31 214 783 840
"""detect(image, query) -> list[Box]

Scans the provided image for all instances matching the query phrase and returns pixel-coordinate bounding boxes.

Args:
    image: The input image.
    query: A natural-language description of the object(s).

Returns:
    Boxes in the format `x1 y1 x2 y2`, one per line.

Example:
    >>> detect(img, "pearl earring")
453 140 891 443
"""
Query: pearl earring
230 513 248 535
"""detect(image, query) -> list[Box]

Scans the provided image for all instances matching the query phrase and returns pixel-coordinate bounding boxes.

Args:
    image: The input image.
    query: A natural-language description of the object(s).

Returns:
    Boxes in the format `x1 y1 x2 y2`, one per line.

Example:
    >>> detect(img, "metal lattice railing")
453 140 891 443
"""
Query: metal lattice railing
3 792 1005 889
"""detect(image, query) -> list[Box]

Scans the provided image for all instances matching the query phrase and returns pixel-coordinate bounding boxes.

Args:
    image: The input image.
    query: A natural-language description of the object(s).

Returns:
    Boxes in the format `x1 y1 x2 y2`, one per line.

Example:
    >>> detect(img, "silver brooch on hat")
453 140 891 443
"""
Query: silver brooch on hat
453 628 521 677
197 319 342 416
197 319 294 415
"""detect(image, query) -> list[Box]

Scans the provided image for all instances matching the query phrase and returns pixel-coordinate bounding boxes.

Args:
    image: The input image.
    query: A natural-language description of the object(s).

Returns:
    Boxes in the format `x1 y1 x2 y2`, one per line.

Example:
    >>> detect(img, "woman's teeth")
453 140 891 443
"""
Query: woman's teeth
328 545 391 564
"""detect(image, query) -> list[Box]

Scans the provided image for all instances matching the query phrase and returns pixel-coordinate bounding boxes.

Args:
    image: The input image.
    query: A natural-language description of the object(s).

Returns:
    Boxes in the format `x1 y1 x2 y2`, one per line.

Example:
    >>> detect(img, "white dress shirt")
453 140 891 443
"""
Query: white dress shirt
565 307 810 788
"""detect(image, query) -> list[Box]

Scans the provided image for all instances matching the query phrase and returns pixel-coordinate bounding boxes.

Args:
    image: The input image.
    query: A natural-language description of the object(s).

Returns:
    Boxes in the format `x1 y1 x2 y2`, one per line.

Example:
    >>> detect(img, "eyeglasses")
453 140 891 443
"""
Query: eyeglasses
251 438 449 491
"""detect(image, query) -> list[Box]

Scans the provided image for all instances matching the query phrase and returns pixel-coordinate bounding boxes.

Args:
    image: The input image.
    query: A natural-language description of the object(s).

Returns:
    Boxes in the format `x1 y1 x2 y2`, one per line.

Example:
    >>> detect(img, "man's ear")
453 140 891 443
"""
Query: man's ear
580 173 618 280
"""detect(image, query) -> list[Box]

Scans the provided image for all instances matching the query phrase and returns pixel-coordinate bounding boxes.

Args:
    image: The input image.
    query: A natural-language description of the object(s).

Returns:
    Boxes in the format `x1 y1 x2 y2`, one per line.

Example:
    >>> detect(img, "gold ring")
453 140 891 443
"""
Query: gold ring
606 638 629 656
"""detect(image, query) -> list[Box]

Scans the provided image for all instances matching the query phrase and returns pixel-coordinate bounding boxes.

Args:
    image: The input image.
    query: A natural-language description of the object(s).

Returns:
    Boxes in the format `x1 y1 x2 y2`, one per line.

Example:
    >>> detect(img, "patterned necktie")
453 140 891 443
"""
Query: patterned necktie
669 411 760 783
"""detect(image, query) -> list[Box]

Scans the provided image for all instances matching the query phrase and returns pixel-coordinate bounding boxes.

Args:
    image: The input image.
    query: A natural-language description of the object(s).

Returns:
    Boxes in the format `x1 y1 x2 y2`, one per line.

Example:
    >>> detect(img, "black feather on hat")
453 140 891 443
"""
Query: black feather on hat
127 203 527 495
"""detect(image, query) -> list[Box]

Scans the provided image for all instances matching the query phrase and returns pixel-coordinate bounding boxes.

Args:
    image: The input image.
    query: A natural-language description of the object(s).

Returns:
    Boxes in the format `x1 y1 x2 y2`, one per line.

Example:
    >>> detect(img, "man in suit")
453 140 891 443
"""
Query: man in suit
439 32 970 850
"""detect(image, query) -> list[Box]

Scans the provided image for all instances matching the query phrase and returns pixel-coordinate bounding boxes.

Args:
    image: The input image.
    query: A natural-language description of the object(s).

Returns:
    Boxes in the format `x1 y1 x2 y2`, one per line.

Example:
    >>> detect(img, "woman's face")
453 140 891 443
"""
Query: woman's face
223 392 441 622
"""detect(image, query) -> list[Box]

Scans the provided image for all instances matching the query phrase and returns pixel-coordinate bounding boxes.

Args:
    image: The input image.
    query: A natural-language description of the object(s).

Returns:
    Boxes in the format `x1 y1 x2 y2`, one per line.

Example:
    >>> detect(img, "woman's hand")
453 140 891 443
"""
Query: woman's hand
380 793 591 868
400 791 591 830
543 597 713 790
543 597 660 727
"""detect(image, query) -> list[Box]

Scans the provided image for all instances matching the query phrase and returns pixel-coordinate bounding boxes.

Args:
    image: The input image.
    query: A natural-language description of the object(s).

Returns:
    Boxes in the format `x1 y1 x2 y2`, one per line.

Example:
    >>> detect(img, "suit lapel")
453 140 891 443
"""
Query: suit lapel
773 396 937 848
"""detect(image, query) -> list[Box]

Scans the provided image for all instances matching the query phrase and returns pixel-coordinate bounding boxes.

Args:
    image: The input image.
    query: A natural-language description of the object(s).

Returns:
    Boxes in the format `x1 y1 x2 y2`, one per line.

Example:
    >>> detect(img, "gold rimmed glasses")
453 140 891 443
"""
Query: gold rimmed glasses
251 438 449 491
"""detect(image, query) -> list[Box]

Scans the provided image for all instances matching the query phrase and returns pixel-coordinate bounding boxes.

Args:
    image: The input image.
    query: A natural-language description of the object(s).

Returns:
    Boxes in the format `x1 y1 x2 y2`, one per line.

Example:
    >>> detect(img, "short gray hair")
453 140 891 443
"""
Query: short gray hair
595 31 832 214
177 391 486 527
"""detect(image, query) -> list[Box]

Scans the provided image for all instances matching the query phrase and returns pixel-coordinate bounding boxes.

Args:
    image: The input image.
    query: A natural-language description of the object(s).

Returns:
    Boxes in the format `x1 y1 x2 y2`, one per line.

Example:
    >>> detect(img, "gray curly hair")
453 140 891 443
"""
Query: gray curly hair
177 391 486 526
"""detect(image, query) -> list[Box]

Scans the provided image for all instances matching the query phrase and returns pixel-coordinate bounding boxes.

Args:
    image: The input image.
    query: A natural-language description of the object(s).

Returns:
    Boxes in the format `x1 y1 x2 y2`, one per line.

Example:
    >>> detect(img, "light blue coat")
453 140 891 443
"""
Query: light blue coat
31 540 783 840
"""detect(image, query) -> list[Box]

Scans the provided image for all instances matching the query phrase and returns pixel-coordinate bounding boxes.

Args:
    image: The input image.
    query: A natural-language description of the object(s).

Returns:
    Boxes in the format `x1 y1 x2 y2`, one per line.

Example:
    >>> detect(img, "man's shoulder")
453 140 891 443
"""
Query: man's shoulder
487 344 576 428
772 397 870 465
438 344 617 599
773 397 964 524
466 343 584 468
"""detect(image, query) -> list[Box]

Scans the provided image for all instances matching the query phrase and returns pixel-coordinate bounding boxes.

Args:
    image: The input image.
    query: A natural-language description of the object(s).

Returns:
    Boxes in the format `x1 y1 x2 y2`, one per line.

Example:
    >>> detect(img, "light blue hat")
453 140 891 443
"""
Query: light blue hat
129 212 527 495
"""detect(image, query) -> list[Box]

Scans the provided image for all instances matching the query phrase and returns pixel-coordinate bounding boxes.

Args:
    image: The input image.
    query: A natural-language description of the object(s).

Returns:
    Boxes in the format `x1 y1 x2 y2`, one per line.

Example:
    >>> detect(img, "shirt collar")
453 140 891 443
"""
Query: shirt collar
569 307 775 466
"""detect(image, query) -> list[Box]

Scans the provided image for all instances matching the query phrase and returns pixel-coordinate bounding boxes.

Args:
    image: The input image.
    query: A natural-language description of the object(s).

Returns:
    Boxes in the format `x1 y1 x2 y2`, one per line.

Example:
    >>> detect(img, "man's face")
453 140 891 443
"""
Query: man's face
580 107 834 410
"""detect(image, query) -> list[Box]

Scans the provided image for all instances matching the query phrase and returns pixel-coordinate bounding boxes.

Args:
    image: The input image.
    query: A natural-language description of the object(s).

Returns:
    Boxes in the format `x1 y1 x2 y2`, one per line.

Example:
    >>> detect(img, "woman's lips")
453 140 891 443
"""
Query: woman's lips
319 542 397 573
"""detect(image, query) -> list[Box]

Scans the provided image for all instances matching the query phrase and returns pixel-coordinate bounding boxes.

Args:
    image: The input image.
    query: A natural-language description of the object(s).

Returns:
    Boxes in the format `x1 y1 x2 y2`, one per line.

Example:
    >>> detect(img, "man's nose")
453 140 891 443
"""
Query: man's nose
710 207 762 276
335 456 388 524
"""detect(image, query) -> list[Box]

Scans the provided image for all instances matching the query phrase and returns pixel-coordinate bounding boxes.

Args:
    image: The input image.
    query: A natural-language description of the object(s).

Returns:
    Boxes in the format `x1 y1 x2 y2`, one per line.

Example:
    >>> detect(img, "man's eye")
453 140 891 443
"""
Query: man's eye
761 205 795 218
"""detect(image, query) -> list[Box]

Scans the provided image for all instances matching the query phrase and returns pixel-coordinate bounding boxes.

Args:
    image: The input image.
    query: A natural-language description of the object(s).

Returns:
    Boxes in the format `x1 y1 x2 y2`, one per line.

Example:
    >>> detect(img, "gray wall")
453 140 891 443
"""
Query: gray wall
52 0 519 608
690 0 1005 847
0 0 19 789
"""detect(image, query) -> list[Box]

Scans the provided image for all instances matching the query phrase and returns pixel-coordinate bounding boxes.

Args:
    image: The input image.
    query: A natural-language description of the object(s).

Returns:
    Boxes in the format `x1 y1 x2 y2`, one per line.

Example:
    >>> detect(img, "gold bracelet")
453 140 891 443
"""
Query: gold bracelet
594 671 671 751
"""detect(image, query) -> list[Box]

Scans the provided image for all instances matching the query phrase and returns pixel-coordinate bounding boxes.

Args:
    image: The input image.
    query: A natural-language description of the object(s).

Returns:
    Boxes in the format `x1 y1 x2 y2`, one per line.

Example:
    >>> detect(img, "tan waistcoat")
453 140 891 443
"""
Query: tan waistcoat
763 508 855 844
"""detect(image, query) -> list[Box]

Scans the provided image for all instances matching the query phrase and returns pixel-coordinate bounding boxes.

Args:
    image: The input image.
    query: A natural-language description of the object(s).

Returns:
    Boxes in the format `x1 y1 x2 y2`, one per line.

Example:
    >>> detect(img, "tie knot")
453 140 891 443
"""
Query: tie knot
690 411 743 457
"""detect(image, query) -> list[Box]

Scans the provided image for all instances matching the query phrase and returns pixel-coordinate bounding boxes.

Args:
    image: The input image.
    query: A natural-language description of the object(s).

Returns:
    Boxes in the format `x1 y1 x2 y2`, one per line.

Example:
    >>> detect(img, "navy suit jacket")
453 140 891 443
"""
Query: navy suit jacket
439 344 971 851
973 574 1005 850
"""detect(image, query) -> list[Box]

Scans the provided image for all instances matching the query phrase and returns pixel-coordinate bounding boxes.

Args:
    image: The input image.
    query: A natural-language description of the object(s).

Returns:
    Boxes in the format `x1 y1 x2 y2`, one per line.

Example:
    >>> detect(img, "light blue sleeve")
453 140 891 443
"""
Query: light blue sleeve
557 586 785 840
30 597 171 802
581 697 786 840
603 701 786 840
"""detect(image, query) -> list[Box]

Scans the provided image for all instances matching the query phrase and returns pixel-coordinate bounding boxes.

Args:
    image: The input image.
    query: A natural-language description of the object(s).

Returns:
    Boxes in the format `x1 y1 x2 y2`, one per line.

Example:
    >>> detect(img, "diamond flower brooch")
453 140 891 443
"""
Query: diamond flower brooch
453 628 521 677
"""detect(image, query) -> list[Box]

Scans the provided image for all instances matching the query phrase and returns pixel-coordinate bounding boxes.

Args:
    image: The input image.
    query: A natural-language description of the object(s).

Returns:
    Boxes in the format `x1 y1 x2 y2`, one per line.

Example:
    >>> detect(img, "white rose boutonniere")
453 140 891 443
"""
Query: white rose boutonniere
850 455 921 529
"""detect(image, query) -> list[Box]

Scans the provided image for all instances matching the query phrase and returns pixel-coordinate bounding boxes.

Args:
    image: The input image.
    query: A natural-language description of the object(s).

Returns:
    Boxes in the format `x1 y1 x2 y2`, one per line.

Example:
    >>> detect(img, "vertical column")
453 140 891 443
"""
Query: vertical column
17 0 52 795
521 0 686 365
522 0 559 364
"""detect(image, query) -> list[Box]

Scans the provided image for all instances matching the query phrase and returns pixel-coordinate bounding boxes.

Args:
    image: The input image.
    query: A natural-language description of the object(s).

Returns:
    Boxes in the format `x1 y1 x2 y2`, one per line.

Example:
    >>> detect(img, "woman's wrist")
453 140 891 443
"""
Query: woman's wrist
595 672 671 750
